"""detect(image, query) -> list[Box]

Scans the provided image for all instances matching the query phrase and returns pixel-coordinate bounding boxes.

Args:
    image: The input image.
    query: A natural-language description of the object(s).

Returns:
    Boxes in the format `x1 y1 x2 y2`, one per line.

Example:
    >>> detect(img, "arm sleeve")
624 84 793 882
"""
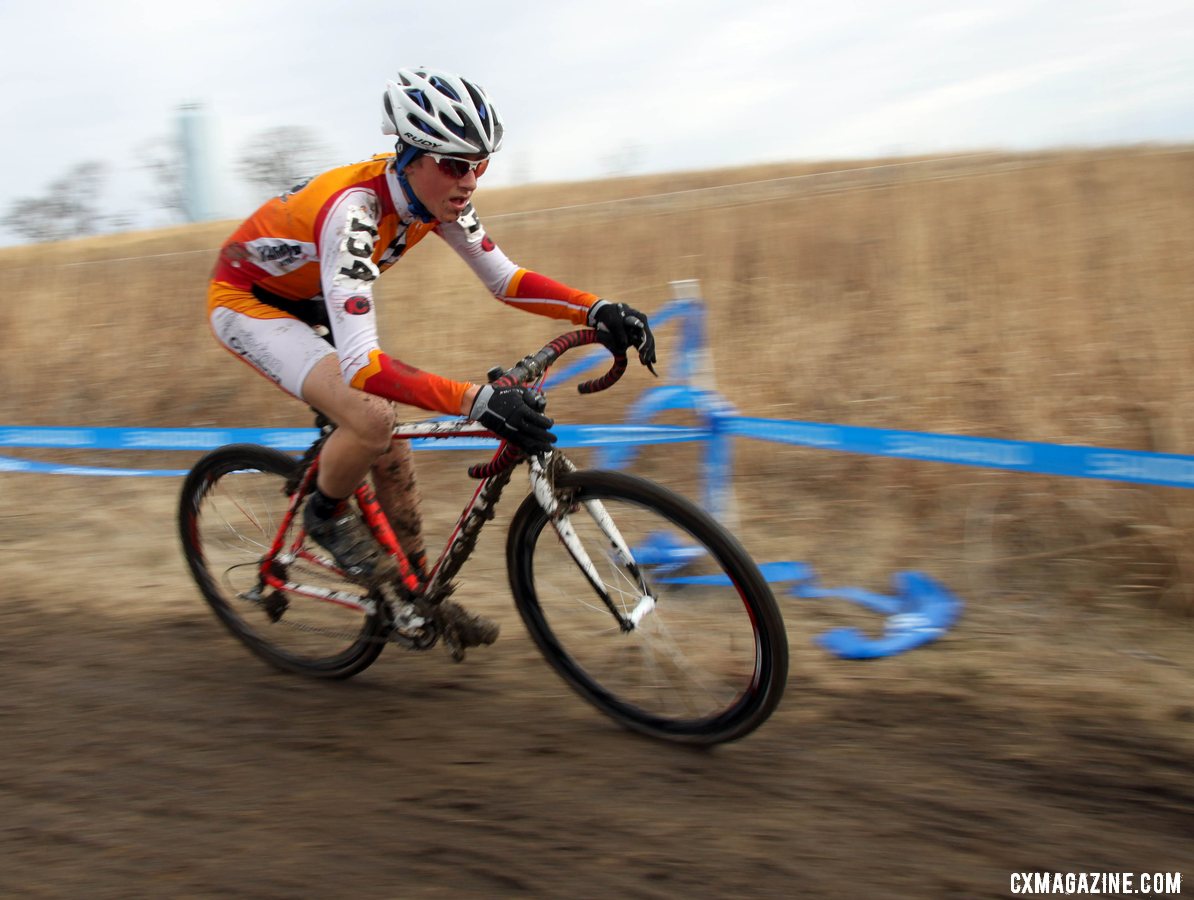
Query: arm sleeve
437 205 599 325
317 189 472 415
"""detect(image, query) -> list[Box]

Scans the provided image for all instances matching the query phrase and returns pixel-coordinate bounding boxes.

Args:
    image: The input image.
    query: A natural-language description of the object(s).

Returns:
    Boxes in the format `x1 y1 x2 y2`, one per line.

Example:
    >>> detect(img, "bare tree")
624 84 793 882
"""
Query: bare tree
1 162 111 243
237 126 333 201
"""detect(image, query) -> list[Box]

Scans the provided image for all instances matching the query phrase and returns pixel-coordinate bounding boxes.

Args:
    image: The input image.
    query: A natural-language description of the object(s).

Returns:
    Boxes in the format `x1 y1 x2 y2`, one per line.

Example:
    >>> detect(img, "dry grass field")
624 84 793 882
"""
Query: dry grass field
2 148 1193 897
4 146 1194 607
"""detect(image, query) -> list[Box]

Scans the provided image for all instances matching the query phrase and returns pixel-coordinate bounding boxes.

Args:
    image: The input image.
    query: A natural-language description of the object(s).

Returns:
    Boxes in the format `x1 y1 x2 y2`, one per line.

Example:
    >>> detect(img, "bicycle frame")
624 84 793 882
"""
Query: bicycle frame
253 327 645 626
259 419 652 626
256 419 505 614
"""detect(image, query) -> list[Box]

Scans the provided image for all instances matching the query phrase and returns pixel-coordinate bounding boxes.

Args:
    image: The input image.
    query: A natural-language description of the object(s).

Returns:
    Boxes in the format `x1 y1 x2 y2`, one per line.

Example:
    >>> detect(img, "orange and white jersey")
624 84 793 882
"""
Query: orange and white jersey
210 153 598 415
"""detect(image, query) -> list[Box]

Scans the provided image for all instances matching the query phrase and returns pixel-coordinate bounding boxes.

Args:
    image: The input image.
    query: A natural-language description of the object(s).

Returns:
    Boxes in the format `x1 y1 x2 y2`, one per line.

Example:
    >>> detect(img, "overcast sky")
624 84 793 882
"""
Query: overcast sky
1 0 1192 242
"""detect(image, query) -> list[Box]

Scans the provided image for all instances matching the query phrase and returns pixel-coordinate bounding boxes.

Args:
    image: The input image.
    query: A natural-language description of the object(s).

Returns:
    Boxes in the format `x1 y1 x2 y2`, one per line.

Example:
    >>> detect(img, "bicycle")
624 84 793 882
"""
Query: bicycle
178 329 789 744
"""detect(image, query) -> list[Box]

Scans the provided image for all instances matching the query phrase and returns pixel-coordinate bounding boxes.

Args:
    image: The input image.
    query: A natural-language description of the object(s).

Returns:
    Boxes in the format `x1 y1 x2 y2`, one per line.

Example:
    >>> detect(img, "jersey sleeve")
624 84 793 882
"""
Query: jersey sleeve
437 205 598 324
317 189 471 415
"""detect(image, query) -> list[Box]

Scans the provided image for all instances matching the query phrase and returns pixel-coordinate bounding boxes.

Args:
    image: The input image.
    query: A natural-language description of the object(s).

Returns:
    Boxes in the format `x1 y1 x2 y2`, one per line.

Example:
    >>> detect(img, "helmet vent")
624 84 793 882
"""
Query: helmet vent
382 66 504 155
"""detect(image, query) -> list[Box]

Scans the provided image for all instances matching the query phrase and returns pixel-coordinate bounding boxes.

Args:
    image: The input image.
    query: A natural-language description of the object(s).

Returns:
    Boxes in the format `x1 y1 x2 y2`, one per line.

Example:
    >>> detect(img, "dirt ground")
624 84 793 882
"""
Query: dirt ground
2 460 1192 900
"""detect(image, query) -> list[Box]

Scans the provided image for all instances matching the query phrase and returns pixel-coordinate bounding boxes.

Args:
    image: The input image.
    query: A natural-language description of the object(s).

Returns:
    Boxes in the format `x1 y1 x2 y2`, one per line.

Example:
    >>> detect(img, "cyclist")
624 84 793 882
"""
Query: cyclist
207 65 656 596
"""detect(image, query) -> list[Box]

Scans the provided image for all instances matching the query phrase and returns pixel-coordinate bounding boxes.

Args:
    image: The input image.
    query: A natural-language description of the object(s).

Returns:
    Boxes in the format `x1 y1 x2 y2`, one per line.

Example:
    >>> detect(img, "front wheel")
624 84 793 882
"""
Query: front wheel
507 469 788 744
178 443 386 679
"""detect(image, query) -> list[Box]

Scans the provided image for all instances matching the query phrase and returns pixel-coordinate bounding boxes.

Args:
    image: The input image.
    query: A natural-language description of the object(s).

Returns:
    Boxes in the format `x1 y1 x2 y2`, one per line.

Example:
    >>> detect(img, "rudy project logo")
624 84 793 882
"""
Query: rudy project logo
401 131 439 149
345 296 372 315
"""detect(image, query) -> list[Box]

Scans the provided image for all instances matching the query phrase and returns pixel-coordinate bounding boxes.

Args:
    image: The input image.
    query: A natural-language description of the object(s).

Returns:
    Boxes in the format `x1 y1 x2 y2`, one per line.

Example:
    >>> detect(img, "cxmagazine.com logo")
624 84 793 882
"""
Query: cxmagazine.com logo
1010 871 1182 895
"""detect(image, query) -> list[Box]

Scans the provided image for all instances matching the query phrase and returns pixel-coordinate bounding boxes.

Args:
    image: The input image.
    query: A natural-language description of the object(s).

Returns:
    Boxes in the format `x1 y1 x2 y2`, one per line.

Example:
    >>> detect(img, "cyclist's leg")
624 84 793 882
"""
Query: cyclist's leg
301 360 429 575
209 287 393 580
370 439 427 574
301 348 495 648
208 284 334 404
297 357 405 581
299 355 395 499
207 282 396 499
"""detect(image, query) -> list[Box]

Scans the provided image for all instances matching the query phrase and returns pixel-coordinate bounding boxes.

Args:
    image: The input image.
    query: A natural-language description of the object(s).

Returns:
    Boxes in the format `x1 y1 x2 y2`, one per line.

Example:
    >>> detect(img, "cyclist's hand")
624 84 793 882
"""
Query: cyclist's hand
588 300 657 372
469 384 557 455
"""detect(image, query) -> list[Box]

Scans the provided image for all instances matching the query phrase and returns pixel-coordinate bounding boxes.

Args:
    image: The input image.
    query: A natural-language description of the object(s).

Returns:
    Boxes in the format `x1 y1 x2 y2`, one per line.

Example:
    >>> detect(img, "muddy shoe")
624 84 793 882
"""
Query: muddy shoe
303 503 396 585
436 599 500 662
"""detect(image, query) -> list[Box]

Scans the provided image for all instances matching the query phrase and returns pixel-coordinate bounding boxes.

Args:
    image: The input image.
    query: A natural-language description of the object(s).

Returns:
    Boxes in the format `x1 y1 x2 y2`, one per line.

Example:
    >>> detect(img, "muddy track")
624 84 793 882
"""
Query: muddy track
2 474 1192 898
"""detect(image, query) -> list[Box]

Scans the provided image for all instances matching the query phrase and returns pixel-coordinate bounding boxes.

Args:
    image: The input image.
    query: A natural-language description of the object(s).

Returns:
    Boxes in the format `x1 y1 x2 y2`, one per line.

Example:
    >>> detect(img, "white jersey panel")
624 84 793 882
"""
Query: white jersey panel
317 188 386 386
436 204 520 296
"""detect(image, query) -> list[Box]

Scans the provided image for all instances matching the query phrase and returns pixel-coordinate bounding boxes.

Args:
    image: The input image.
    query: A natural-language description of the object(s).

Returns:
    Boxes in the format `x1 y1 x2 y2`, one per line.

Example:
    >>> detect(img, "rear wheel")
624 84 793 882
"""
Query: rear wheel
507 469 788 744
178 444 386 678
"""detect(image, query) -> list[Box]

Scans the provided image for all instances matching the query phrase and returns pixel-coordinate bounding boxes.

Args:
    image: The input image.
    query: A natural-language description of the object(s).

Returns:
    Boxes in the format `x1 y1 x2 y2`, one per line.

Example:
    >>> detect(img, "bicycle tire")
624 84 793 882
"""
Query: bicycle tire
178 443 386 678
507 469 788 744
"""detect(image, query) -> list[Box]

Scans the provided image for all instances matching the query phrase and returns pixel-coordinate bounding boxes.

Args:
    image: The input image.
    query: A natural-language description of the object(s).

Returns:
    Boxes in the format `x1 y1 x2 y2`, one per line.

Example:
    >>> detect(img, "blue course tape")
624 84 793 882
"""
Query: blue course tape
6 419 1194 489
725 417 1194 490
0 423 708 477
0 456 190 477
658 561 815 586
631 532 961 661
0 426 320 452
796 571 964 661
595 385 737 517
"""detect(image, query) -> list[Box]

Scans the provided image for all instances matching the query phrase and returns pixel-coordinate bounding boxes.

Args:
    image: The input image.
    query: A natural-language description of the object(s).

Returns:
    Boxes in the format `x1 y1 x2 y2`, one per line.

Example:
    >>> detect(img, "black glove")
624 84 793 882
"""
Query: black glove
470 384 557 455
588 300 657 371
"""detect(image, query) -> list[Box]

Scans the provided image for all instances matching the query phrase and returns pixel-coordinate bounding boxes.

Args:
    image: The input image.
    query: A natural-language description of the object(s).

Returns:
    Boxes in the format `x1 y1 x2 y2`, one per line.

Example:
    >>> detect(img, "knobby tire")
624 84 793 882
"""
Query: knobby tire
506 469 788 744
178 444 386 679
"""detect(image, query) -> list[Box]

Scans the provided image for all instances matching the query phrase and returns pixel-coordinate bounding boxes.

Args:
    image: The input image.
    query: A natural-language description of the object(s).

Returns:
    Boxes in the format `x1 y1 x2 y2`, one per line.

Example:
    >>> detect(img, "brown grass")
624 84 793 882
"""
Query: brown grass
4 146 1194 613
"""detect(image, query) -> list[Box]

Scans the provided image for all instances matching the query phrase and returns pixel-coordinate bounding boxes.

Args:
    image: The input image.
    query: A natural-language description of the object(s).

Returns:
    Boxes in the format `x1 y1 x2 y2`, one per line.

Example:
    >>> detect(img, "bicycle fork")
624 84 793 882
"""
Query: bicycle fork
529 456 657 631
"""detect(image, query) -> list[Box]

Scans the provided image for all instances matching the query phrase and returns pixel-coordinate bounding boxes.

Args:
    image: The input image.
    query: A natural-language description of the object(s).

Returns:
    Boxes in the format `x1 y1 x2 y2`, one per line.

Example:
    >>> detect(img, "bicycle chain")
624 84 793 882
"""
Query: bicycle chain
240 591 437 648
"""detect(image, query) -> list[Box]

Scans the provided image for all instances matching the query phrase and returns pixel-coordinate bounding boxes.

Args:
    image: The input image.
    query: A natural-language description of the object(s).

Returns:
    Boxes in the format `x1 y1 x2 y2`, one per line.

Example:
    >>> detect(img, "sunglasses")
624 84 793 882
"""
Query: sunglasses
426 152 490 179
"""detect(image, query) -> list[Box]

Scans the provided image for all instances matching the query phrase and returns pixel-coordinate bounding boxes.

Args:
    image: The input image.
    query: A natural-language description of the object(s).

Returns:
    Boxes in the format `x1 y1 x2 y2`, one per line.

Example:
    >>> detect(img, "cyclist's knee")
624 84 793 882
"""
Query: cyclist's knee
343 398 395 455
316 394 395 456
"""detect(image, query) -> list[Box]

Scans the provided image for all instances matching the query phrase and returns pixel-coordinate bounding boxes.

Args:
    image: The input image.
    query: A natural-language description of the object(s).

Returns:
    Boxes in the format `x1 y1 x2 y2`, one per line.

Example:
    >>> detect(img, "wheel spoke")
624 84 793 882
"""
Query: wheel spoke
508 468 787 744
179 446 386 678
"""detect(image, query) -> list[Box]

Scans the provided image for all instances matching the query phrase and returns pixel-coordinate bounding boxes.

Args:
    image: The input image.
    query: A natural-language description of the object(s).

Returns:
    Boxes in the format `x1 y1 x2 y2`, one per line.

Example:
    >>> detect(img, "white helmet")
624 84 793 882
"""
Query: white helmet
382 66 504 156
